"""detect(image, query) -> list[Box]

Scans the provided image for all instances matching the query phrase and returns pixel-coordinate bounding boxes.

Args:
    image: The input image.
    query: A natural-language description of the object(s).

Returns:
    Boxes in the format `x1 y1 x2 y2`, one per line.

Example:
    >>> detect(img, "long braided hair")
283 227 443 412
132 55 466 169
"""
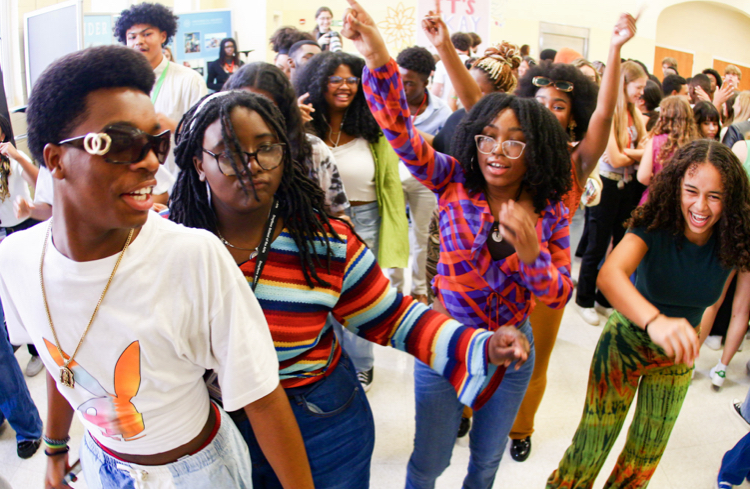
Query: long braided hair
169 90 339 287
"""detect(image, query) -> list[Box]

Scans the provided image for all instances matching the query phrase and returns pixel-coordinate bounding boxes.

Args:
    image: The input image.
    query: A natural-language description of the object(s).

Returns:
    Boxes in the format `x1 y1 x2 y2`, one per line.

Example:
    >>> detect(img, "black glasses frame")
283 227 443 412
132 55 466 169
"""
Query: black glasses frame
202 143 286 175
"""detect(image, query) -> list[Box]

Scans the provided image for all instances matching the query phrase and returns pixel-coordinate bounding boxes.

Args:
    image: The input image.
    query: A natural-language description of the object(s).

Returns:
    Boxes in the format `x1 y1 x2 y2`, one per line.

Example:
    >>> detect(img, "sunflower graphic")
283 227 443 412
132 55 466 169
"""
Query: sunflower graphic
377 3 416 51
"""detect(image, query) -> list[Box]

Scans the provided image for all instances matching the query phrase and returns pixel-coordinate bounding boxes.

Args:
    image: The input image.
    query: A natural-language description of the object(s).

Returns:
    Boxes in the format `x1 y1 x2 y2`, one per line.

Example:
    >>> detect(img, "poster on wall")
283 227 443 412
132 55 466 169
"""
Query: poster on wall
83 14 115 48
416 0 489 55
174 10 232 79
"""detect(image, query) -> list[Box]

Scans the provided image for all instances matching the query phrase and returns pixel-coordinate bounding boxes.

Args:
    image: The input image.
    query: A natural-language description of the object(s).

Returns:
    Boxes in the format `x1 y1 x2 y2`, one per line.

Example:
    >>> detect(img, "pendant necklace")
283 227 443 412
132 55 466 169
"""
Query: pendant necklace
40 221 134 388
216 228 259 260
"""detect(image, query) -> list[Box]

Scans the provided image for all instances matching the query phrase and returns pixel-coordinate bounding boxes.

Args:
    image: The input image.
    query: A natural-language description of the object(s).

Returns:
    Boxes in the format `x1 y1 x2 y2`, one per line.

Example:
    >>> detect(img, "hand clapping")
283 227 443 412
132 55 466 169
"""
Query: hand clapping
497 200 540 264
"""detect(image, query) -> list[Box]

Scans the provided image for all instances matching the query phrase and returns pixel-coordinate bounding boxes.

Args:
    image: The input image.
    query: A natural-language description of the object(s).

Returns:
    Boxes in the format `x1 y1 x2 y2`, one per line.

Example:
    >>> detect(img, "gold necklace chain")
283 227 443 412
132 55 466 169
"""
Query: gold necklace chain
39 221 134 388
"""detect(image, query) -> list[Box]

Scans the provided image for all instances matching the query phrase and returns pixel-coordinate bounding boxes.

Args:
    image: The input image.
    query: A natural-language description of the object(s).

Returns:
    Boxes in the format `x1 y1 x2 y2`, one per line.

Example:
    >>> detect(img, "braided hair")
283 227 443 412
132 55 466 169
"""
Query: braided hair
169 90 339 288
471 42 521 93
293 51 382 144
452 93 572 213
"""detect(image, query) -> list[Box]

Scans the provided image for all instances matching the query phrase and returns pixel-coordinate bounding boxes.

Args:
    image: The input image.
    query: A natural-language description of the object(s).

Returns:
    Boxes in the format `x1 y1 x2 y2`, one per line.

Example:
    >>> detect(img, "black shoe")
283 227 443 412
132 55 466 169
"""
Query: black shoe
510 436 531 462
17 438 41 459
357 368 373 392
457 416 471 438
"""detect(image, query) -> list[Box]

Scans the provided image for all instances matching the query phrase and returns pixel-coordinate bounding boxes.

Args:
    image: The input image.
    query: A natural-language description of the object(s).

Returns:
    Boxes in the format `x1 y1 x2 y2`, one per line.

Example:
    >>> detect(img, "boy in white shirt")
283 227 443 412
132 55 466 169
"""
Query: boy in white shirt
3 44 312 489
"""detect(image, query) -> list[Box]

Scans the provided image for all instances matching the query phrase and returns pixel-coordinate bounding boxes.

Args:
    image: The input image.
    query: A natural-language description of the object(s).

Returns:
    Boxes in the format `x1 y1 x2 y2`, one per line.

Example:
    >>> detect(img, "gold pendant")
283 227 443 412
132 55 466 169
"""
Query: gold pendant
60 366 75 388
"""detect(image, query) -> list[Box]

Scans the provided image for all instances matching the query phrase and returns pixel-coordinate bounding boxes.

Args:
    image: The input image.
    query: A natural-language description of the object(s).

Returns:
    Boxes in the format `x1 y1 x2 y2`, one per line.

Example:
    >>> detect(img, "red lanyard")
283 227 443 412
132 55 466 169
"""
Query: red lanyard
411 92 428 123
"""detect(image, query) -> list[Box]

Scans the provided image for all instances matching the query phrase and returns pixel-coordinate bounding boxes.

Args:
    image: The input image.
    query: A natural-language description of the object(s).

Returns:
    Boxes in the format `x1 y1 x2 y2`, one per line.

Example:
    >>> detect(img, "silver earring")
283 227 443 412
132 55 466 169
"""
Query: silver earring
206 180 212 207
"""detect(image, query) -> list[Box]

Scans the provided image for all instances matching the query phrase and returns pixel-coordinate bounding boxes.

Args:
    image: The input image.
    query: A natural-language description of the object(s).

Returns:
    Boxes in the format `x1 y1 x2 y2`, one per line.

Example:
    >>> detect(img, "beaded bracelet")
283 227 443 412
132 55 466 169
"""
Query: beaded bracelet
43 435 70 450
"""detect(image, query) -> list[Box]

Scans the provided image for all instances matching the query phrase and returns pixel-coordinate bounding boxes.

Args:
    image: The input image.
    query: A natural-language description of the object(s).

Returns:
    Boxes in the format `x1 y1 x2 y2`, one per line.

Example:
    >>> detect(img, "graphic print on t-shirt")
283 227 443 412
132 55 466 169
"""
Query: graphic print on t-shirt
43 338 145 441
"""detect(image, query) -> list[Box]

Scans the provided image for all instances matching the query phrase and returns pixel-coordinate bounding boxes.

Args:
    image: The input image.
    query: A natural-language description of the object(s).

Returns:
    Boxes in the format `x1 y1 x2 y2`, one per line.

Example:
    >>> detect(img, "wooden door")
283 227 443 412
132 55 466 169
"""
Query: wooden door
654 46 693 80
713 59 750 92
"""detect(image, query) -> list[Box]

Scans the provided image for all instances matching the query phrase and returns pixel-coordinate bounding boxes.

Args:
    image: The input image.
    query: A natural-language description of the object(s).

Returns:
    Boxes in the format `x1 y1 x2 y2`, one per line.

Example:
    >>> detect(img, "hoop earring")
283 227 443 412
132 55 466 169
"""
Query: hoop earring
205 181 212 208
568 120 577 140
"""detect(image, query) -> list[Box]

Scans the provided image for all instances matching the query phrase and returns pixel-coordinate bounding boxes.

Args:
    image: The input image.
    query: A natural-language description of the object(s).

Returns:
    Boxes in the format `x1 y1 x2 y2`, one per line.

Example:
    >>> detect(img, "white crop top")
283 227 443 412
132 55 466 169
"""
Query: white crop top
330 138 377 202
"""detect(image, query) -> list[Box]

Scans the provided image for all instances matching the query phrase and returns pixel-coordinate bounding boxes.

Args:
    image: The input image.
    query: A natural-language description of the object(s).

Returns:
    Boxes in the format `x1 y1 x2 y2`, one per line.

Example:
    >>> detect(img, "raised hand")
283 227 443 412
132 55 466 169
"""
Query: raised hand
695 85 712 103
341 0 390 69
0 141 21 162
298 93 315 123
421 0 451 50
487 326 530 369
713 82 734 106
611 12 638 48
646 315 700 366
497 200 540 264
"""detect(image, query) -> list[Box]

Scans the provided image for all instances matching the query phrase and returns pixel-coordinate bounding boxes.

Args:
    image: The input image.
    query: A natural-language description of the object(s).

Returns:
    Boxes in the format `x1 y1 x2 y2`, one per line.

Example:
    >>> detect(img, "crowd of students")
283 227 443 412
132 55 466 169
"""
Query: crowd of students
3 0 750 488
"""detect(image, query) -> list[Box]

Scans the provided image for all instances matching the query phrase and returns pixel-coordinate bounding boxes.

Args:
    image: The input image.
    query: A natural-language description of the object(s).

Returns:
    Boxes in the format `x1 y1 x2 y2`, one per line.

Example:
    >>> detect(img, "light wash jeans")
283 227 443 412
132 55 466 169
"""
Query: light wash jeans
80 404 253 489
335 202 381 373
406 320 535 489
389 174 437 296
0 302 42 444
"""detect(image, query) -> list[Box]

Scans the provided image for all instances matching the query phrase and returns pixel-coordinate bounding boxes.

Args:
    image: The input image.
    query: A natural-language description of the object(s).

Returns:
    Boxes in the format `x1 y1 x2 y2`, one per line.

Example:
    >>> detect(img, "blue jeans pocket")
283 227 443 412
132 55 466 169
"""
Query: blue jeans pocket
292 359 359 418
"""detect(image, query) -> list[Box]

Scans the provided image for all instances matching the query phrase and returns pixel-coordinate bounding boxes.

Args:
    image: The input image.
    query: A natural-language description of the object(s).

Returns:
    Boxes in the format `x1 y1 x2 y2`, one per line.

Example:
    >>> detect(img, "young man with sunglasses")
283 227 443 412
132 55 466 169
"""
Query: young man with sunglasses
0 45 313 489
114 2 207 176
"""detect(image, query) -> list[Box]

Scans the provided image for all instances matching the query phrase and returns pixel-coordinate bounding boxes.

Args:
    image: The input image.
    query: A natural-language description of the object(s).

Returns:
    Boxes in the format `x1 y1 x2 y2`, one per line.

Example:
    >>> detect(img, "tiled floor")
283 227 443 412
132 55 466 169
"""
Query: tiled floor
3 295 750 488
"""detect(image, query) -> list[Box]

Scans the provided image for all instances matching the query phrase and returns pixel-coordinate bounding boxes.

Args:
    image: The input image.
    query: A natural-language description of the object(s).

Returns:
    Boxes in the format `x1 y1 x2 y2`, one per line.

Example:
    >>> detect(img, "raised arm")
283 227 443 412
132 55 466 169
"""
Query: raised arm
343 0 462 192
333 231 530 409
598 232 699 366
421 3 482 111
572 13 637 187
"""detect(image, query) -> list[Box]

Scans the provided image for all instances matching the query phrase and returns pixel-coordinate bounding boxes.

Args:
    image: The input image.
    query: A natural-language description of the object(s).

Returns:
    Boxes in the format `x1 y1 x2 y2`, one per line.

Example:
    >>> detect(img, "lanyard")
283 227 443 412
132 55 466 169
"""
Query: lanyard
151 62 170 105
251 199 280 291
411 92 428 123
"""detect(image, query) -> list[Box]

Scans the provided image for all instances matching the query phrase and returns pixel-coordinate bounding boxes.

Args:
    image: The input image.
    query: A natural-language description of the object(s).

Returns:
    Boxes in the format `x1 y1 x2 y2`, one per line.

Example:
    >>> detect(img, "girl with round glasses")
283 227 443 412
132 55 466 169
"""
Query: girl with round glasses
169 90 530 489
341 2 573 486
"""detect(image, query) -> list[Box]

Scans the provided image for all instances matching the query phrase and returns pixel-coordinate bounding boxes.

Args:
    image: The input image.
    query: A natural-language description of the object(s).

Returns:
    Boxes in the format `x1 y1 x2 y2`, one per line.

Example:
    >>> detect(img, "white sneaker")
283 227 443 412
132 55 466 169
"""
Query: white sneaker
576 305 600 326
594 302 613 318
711 365 726 390
705 335 723 351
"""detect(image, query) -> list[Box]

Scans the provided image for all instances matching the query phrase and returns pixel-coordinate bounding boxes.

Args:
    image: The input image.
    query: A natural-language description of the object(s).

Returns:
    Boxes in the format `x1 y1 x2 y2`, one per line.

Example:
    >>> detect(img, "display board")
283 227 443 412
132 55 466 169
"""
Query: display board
84 14 116 48
173 10 232 78
24 1 82 95
416 0 489 55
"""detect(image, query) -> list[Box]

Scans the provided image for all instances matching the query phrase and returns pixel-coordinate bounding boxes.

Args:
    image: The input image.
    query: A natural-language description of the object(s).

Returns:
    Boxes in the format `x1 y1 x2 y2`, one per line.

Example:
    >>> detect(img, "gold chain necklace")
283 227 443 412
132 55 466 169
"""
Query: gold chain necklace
39 221 134 388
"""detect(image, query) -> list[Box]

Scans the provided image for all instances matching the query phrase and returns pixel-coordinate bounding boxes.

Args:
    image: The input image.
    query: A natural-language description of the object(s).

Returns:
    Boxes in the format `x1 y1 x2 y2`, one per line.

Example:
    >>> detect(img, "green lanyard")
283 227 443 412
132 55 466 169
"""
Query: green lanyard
151 62 170 104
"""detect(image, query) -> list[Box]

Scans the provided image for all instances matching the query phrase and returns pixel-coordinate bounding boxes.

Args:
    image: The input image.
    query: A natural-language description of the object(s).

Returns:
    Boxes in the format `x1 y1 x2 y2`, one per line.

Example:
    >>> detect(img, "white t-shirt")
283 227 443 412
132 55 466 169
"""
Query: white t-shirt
152 56 208 175
0 214 279 455
433 54 471 102
34 165 175 206
0 151 33 228
330 138 376 202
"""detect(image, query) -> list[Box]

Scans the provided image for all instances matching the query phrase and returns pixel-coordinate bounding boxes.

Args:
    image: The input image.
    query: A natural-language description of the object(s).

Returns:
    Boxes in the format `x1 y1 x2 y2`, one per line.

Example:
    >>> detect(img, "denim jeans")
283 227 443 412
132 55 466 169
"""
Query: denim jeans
80 404 252 489
338 202 382 372
719 431 750 485
234 354 375 489
406 320 535 489
0 308 42 443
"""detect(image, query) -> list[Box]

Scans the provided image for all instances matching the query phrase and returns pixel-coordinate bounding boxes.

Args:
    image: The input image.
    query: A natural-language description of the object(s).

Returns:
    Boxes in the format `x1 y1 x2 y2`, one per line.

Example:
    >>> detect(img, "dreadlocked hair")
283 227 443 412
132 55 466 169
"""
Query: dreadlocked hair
169 90 340 288
293 51 382 144
629 140 750 271
471 42 521 93
452 93 572 213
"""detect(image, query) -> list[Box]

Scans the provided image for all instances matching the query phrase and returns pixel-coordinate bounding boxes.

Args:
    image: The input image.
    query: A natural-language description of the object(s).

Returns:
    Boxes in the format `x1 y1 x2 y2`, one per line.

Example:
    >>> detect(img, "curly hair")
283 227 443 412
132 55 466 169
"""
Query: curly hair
293 51 381 144
629 140 750 271
515 62 599 142
170 91 339 288
269 27 313 54
451 32 472 53
26 45 154 165
703 68 723 89
452 93 572 213
649 96 698 164
114 3 178 46
223 62 313 181
471 42 521 93
693 101 721 140
396 46 435 77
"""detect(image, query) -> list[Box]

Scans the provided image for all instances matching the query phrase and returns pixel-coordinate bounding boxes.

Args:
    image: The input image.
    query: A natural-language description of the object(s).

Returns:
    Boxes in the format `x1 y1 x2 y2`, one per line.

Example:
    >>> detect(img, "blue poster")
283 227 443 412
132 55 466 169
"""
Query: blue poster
83 15 114 48
174 10 232 63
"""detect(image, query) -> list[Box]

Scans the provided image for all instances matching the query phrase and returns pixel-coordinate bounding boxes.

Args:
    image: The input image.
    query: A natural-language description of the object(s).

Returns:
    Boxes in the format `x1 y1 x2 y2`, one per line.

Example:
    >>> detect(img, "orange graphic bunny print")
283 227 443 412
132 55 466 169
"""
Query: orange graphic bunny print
44 338 145 441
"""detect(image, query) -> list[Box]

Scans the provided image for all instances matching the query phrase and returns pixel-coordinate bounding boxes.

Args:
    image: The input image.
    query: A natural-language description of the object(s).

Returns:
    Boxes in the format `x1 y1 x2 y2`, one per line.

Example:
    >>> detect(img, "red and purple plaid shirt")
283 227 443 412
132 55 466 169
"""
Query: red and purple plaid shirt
363 59 573 330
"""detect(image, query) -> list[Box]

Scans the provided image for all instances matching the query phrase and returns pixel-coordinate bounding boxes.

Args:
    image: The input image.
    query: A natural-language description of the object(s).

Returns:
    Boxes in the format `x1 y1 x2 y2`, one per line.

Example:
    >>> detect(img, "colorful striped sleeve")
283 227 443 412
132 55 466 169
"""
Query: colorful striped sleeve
332 228 504 409
519 202 574 309
362 59 462 194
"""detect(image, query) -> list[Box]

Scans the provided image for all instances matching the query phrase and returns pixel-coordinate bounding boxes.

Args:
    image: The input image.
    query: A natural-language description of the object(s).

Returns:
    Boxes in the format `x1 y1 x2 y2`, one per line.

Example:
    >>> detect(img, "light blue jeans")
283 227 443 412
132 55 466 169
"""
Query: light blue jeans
335 202 382 373
80 404 253 489
406 320 535 489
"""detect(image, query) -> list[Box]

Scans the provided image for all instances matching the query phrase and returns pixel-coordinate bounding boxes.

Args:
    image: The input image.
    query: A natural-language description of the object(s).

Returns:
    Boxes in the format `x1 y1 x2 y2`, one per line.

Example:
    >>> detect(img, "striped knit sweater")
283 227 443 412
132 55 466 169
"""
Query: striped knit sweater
239 218 503 409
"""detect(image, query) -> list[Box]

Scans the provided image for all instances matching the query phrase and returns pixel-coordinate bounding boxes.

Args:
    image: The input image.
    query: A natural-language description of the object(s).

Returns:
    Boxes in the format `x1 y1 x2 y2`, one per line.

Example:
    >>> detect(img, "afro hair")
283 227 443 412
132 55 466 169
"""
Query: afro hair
26 45 155 165
516 62 599 142
396 46 436 77
114 2 178 47
269 27 314 54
